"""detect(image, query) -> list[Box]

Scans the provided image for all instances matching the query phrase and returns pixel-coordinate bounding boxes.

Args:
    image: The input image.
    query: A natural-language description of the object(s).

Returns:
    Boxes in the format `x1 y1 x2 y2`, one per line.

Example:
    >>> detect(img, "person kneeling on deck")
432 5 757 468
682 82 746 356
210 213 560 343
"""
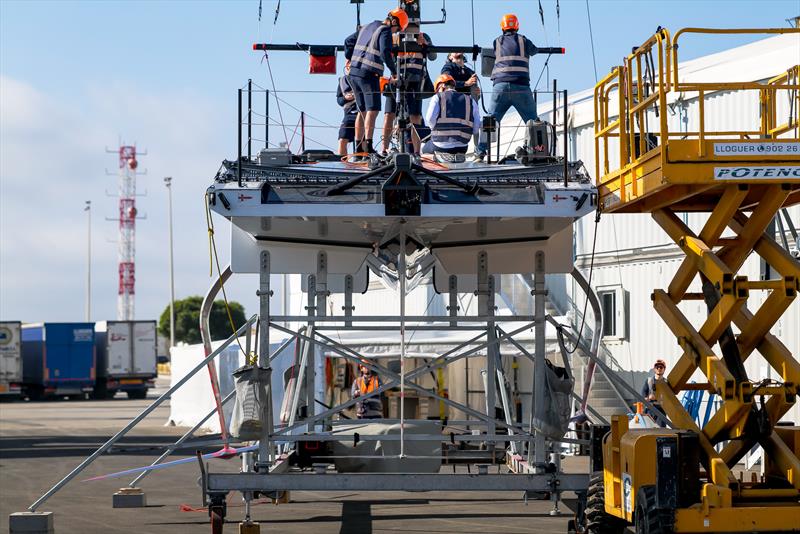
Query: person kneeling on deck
422 74 481 156
351 362 383 419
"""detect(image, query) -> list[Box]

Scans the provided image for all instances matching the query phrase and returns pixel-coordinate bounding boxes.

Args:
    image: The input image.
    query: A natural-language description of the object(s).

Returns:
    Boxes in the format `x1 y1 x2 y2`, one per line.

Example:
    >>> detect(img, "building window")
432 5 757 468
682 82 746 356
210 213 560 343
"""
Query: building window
600 291 616 337
597 285 628 340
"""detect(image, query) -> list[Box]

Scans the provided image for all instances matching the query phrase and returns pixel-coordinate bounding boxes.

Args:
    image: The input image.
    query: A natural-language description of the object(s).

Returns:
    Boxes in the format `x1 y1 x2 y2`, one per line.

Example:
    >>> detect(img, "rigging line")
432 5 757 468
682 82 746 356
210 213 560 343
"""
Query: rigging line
204 193 247 360
581 0 630 376
538 0 549 47
584 0 599 83
262 53 290 147
470 0 475 45
257 0 262 42
556 0 561 37
564 213 600 355
610 216 636 379
287 115 302 149
271 93 338 128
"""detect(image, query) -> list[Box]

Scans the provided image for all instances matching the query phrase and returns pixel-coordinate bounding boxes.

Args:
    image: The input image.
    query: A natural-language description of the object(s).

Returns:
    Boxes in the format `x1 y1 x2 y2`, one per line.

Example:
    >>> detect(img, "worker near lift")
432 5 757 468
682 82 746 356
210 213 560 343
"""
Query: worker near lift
344 8 408 157
474 13 539 161
336 61 359 156
351 361 383 419
422 74 481 155
641 358 668 427
382 27 436 155
440 52 480 100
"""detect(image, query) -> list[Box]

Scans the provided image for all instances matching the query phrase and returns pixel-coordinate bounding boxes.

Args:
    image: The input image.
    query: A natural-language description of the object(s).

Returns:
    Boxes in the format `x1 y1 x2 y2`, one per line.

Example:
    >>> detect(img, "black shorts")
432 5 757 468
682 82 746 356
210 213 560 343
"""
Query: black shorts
350 74 381 112
384 91 423 116
338 111 357 141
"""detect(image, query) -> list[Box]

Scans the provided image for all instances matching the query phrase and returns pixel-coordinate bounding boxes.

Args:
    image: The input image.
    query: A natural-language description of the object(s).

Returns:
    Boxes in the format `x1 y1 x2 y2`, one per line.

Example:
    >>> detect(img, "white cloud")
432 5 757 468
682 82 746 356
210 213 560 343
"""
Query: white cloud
0 74 255 323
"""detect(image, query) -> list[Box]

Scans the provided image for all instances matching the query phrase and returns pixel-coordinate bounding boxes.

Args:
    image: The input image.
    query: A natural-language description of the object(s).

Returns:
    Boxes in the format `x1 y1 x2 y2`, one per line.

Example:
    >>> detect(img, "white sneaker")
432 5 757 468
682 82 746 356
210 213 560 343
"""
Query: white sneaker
471 152 486 163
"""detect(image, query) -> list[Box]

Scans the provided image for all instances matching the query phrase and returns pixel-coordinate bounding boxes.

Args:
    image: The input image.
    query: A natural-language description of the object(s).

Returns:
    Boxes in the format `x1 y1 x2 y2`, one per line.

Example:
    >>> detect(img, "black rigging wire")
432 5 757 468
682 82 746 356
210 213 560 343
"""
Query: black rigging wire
556 0 560 35
585 0 599 83
470 0 475 45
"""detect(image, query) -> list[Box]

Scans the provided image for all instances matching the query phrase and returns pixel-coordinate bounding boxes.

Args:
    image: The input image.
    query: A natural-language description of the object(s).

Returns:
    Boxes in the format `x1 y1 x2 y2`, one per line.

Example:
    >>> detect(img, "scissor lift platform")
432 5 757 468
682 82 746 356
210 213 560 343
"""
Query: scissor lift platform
594 28 800 213
585 27 800 534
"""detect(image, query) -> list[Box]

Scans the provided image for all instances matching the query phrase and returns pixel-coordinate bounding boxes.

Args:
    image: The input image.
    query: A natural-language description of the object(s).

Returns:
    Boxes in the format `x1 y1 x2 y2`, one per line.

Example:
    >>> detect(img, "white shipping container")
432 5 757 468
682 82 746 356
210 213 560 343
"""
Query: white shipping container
0 321 22 395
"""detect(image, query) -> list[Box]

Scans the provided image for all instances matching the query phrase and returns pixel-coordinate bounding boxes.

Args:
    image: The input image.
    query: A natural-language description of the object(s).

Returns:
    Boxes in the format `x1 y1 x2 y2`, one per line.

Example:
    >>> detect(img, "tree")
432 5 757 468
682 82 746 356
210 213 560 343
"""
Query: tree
158 296 247 345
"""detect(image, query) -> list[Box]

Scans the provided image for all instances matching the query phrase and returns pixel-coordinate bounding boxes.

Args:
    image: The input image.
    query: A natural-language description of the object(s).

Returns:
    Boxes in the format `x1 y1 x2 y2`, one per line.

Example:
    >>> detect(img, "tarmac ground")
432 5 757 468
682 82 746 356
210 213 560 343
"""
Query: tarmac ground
1 379 588 534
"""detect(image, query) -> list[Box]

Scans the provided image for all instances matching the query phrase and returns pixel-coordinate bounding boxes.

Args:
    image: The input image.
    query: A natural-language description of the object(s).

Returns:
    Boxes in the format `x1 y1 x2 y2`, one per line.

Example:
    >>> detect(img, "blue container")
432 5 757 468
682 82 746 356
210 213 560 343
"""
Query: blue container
21 323 96 397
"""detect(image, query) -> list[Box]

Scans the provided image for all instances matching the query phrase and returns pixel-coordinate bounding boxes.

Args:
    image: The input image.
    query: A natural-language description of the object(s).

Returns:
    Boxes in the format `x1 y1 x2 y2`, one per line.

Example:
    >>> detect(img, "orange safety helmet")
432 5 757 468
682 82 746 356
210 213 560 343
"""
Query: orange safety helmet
501 13 519 31
434 73 455 92
388 8 410 31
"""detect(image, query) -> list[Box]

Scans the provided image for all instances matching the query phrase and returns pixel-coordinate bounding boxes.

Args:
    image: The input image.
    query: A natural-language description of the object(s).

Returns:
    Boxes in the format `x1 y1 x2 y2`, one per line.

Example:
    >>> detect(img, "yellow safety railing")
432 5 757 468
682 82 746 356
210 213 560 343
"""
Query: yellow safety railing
594 27 800 199
766 65 800 137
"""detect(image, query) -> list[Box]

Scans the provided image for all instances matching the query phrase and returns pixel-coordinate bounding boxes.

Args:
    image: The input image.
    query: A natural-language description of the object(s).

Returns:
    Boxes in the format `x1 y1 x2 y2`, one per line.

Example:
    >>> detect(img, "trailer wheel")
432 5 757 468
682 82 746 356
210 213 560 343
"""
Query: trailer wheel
634 485 674 534
585 472 626 534
209 507 224 534
126 389 147 400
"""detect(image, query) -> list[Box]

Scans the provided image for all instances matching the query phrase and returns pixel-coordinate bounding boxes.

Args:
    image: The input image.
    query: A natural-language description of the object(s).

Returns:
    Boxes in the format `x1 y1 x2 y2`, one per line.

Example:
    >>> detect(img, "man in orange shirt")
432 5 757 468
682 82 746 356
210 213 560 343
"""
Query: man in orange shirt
351 361 383 419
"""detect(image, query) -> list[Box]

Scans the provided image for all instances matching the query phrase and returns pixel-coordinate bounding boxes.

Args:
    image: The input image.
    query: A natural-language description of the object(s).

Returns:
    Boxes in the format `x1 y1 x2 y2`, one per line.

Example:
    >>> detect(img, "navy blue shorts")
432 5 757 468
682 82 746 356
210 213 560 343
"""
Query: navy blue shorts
350 74 381 112
384 91 423 116
338 111 357 141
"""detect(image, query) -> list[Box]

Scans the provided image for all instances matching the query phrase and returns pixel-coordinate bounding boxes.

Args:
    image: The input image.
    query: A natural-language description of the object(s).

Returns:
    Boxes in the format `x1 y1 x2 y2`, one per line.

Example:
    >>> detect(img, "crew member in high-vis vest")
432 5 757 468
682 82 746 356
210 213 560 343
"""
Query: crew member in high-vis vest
382 28 436 155
351 361 383 419
474 13 539 161
344 8 409 157
422 74 481 155
336 61 358 156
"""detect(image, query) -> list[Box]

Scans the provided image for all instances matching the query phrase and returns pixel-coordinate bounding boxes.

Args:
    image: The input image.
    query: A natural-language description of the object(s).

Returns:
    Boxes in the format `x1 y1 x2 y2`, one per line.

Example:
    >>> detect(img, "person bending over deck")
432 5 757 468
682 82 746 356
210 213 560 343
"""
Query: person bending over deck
344 8 407 158
351 362 383 419
336 61 359 156
474 13 539 161
422 74 481 155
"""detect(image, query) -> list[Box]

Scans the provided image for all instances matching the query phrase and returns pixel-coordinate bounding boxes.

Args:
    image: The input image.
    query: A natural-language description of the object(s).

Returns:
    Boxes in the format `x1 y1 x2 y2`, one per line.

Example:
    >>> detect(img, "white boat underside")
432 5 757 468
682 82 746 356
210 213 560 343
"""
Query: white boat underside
209 159 597 277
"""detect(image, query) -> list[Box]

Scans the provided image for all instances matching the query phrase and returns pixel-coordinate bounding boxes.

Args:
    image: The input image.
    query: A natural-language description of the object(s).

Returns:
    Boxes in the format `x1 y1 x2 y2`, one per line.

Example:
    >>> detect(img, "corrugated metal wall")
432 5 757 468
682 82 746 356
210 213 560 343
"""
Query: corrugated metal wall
559 68 800 424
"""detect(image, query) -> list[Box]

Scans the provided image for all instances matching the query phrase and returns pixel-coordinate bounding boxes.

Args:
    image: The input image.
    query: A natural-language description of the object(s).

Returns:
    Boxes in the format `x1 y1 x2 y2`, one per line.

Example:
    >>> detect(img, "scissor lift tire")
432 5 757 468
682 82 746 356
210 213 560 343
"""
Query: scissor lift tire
585 472 626 534
634 485 674 534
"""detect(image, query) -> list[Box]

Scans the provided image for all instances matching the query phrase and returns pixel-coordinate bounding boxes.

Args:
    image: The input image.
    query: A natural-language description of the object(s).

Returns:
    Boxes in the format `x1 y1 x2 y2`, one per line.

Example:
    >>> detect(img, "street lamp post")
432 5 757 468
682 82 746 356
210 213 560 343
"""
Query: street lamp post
85 200 91 321
164 177 175 353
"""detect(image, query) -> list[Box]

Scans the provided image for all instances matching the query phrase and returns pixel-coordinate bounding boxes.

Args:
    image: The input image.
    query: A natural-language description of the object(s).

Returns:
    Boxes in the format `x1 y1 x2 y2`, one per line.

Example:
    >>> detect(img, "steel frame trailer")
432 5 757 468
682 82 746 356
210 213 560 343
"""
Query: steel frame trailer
192 118 600 529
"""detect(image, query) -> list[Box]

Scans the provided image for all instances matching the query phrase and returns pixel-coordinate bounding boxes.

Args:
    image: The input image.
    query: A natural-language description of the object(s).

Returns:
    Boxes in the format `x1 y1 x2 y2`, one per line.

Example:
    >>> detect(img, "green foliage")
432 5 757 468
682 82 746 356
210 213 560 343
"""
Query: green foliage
158 296 246 345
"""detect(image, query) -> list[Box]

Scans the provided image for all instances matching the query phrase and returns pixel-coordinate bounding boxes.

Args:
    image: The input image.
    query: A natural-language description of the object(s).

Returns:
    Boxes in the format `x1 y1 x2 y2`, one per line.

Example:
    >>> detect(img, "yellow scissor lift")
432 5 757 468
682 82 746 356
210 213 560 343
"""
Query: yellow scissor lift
582 28 800 533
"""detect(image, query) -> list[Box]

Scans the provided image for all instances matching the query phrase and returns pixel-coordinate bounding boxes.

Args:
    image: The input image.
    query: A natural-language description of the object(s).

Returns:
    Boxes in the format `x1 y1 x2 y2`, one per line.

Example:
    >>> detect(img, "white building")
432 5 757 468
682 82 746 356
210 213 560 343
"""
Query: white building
496 31 800 425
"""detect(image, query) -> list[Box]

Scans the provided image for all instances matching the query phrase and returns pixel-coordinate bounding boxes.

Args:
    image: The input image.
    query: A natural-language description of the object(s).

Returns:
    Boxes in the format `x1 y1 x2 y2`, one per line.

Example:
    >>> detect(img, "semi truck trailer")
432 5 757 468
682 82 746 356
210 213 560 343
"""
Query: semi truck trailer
21 323 96 399
0 321 23 398
94 320 157 399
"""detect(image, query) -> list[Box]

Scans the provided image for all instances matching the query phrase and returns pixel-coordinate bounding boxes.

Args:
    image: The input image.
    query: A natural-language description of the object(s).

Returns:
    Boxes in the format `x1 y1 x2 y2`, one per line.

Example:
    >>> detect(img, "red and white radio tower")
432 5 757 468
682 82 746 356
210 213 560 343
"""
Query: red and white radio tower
111 144 144 321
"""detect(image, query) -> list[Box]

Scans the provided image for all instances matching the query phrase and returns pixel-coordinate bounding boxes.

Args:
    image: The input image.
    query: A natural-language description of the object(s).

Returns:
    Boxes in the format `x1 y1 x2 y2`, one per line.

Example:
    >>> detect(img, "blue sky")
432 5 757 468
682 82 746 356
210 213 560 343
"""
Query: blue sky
1 0 797 323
